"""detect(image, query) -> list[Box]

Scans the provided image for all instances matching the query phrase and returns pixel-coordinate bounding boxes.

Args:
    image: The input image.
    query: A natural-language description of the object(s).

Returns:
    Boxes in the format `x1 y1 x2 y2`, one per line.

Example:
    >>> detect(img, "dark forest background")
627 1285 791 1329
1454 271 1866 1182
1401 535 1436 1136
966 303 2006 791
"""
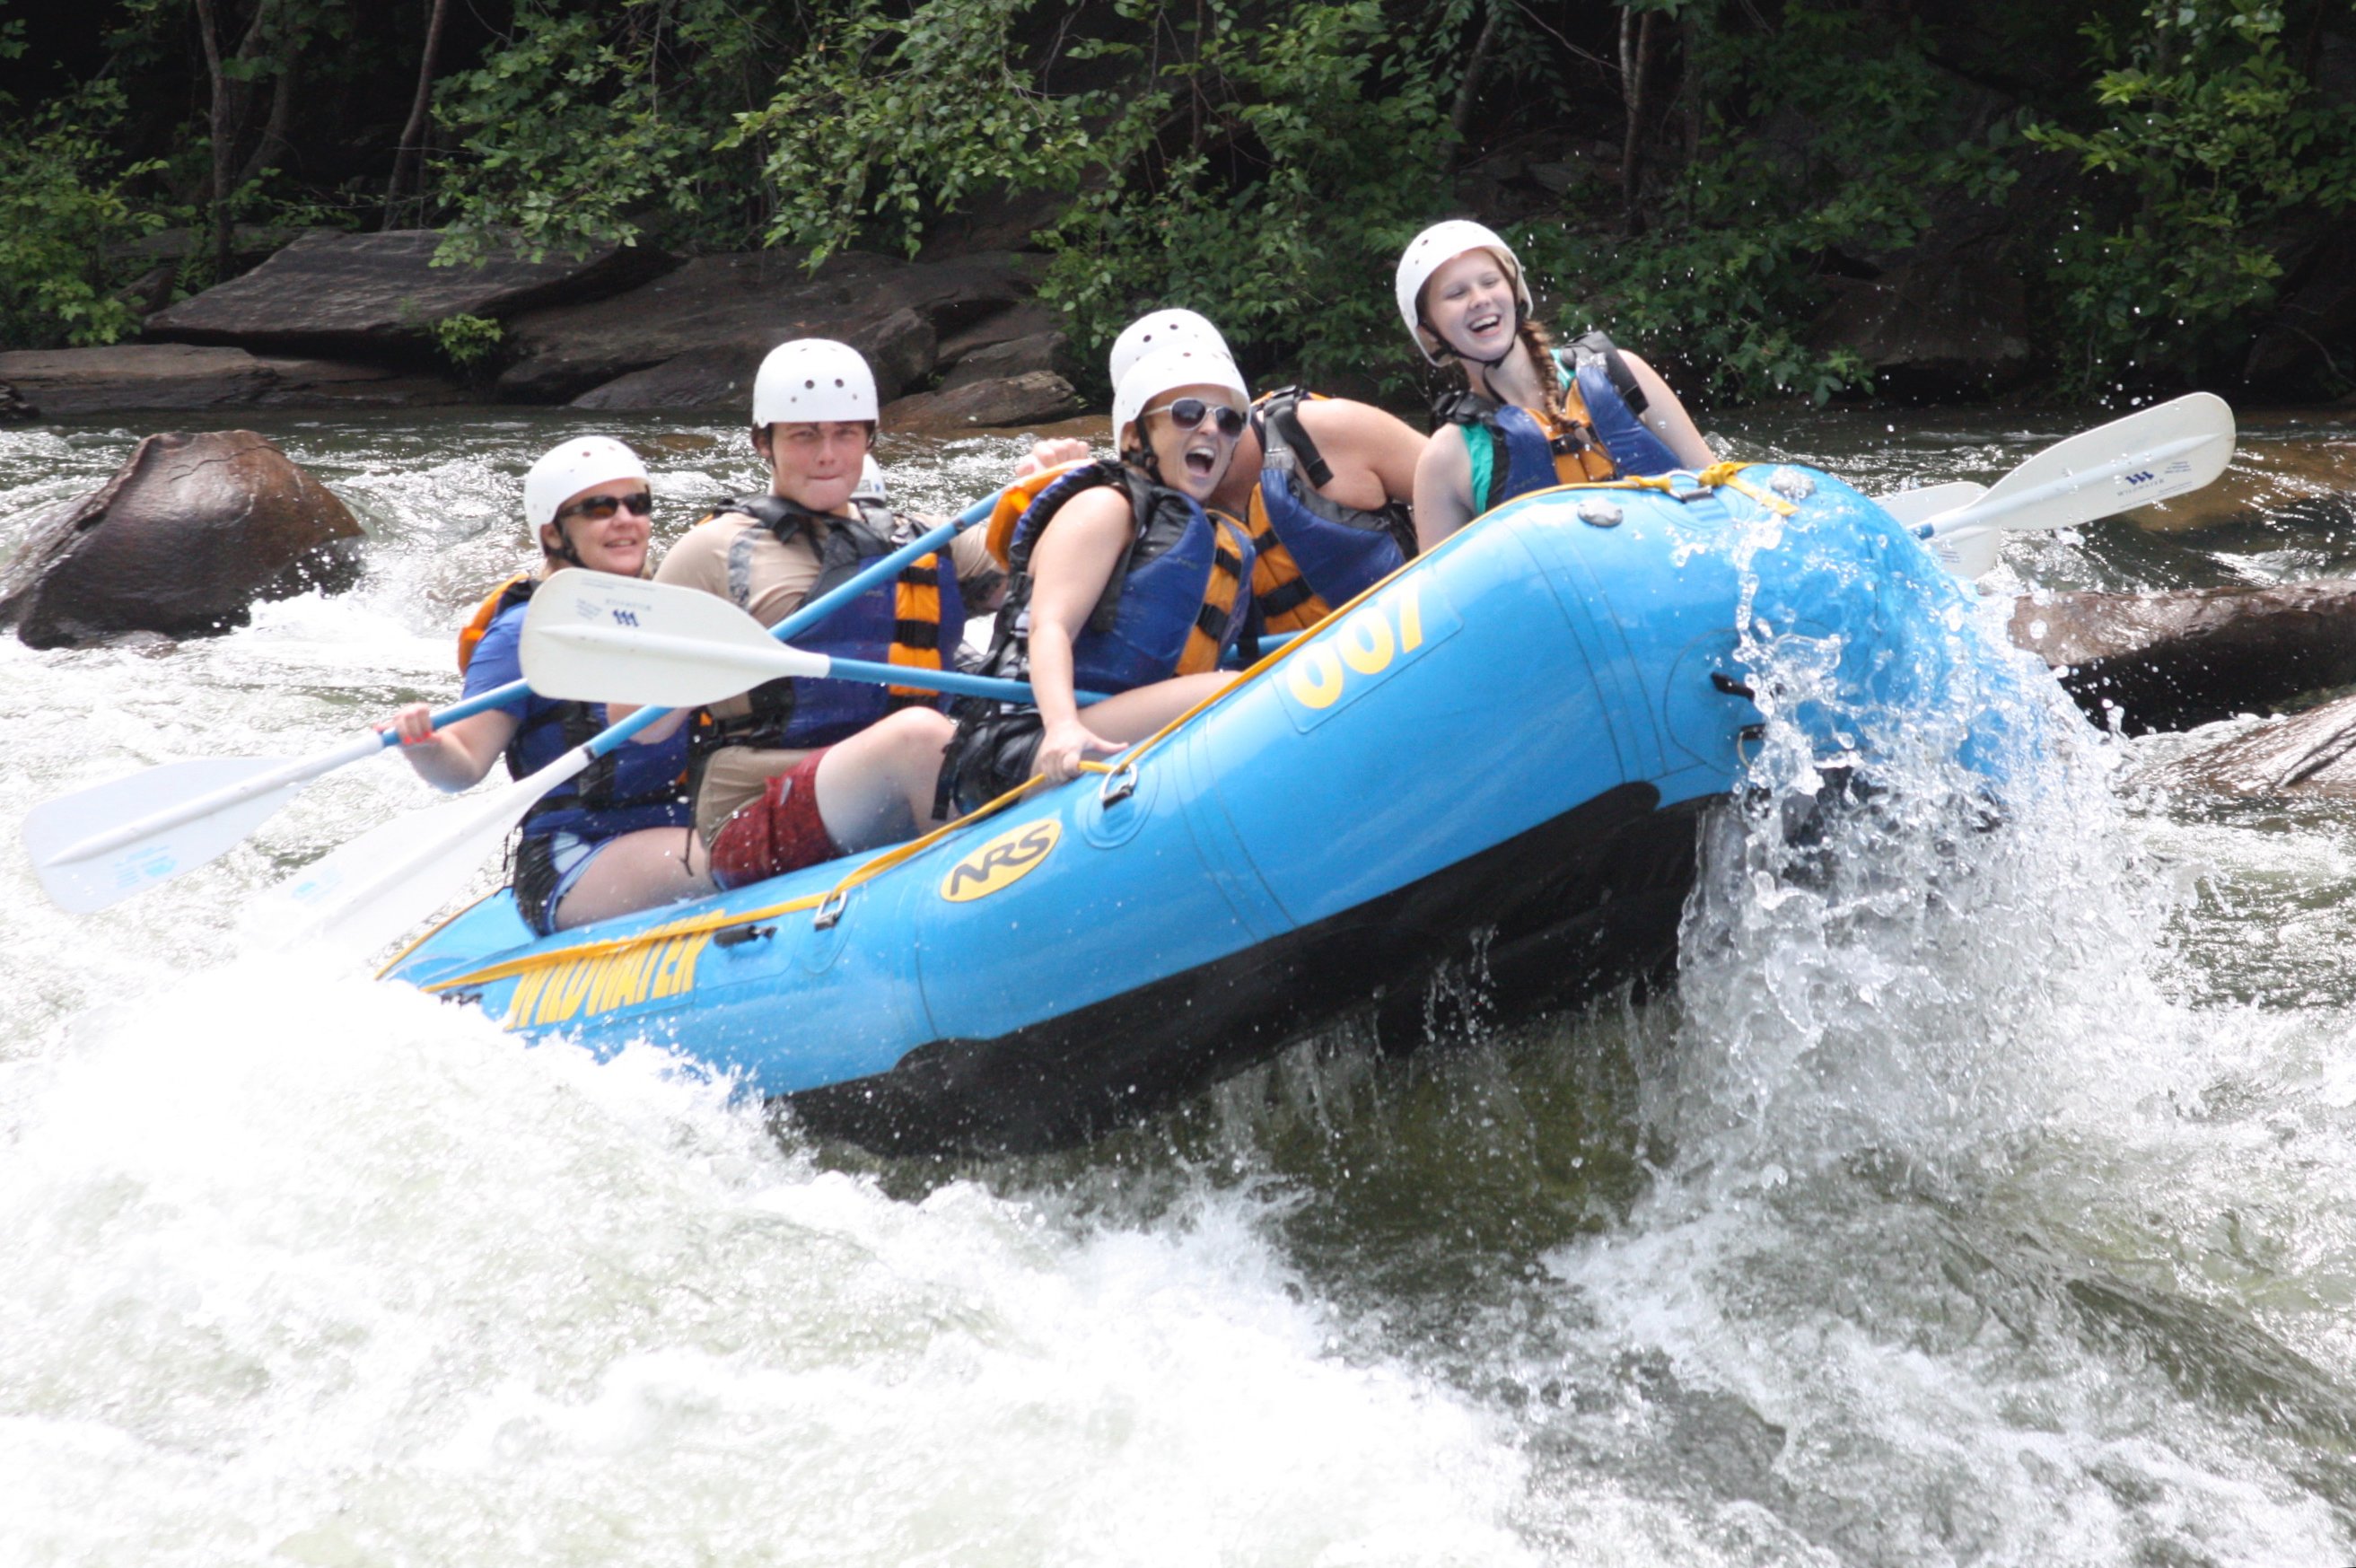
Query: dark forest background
4 0 2352 406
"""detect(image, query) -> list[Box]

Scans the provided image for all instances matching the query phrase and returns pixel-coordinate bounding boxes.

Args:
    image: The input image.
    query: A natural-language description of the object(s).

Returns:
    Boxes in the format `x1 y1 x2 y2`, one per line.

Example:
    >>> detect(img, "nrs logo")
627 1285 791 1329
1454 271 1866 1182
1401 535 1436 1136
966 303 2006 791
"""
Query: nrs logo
940 819 1062 902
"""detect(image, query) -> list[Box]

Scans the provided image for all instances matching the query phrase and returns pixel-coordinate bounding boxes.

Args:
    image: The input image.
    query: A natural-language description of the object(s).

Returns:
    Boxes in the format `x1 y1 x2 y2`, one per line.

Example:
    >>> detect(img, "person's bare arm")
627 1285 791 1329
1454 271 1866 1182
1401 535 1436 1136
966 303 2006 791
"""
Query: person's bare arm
1622 351 1715 469
1412 426 1476 550
382 705 518 792
1294 398 1426 510
1021 490 1134 783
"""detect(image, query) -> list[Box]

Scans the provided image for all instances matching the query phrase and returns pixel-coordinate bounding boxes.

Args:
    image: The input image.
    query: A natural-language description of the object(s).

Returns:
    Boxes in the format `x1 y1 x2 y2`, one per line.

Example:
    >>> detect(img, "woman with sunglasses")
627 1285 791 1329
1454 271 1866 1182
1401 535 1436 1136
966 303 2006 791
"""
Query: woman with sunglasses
381 436 712 934
1020 310 1425 636
1399 220 1714 548
939 343 1257 811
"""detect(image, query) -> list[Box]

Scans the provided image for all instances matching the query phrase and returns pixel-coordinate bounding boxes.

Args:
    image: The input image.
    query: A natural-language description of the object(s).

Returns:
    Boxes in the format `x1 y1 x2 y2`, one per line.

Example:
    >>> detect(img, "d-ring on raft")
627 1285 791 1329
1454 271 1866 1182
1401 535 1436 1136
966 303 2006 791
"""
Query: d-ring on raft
381 463 2040 1156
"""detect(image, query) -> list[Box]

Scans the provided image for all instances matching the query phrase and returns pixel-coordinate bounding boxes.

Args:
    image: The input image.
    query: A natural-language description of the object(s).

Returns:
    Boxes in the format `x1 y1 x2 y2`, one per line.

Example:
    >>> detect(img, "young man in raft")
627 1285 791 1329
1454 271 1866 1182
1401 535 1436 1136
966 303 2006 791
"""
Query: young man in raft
618 338 1006 889
1020 310 1427 635
381 437 714 933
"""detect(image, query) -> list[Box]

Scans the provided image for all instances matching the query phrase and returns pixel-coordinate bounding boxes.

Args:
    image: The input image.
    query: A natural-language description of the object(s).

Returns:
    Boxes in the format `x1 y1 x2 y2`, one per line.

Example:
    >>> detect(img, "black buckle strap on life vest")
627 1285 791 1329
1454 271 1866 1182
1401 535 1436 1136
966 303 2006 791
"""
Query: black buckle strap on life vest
1563 329 1650 416
1431 387 1495 434
1256 388 1335 491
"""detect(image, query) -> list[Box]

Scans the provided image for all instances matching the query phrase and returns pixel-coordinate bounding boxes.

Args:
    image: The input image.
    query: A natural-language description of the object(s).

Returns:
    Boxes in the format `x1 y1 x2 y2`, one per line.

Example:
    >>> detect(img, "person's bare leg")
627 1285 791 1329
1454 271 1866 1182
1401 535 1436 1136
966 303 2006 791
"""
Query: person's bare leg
812 707 959 853
551 826 713 930
1073 672 1232 746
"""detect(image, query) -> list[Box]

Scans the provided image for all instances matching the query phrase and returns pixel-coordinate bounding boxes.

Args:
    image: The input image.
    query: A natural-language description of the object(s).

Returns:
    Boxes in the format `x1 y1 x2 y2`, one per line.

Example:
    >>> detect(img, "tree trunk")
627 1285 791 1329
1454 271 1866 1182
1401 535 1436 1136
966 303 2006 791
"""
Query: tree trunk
1448 0 1505 173
234 60 297 190
1620 7 1658 237
193 0 234 282
386 0 453 225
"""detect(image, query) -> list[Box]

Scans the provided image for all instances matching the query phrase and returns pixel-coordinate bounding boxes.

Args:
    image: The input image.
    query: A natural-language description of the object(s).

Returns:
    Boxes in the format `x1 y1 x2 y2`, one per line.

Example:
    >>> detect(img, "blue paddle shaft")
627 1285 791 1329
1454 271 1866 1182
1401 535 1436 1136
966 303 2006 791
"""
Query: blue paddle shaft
372 679 537 753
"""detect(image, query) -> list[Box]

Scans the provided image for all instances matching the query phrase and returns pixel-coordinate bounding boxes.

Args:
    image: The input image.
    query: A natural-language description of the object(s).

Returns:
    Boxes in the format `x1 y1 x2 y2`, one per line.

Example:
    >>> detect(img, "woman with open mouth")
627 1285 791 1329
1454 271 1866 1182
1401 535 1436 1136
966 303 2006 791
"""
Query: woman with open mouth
937 343 1259 813
1398 219 1715 547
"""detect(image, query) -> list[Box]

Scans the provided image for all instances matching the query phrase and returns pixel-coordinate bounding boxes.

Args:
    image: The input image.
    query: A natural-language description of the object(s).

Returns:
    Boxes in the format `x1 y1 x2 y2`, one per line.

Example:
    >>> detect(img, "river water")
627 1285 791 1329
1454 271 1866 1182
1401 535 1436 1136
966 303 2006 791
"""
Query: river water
5 404 2356 1565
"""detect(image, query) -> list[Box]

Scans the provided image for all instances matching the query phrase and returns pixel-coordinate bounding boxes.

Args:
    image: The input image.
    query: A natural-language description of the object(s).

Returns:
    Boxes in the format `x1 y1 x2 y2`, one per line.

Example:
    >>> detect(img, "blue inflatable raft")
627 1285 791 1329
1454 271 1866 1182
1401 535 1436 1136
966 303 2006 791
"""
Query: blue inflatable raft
383 464 2034 1154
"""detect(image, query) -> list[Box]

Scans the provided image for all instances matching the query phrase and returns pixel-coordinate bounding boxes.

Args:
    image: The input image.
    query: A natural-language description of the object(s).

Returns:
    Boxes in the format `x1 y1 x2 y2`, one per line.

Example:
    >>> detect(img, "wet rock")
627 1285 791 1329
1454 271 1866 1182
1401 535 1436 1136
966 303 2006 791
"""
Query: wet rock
500 250 1029 404
935 301 1060 368
0 430 364 649
568 305 937 413
880 372 1082 431
0 382 37 423
938 331 1076 390
144 229 675 356
2010 579 2356 733
2121 439 2356 534
2159 693 2356 800
0 345 465 415
0 346 276 413
1806 248 2032 398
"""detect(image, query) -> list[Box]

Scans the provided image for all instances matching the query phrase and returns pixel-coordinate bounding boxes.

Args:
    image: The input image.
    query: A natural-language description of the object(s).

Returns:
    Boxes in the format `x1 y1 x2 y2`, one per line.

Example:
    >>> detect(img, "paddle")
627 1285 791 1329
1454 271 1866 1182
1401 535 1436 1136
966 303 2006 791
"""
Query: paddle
519 569 1108 710
242 493 1000 958
1911 392 2237 578
22 680 533 914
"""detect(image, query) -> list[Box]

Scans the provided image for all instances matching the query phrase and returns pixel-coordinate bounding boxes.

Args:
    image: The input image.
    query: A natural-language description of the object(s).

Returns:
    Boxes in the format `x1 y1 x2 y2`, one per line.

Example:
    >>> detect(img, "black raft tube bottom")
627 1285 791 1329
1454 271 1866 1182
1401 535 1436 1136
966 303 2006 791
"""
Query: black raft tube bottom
781 783 1712 1158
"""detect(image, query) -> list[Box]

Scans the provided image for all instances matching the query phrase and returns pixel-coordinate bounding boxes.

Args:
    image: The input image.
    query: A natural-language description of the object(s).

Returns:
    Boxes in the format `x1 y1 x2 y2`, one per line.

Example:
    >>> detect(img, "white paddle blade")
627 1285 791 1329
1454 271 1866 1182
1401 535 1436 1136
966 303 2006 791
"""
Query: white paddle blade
24 756 310 913
1930 392 2236 541
1873 481 1988 527
242 750 590 960
1923 524 2003 579
521 569 828 708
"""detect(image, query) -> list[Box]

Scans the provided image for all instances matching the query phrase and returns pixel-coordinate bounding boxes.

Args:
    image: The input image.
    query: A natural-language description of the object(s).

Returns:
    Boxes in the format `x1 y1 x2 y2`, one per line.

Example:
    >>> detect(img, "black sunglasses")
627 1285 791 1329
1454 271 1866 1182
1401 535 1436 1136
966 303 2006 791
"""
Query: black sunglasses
1143 398 1247 438
555 490 654 524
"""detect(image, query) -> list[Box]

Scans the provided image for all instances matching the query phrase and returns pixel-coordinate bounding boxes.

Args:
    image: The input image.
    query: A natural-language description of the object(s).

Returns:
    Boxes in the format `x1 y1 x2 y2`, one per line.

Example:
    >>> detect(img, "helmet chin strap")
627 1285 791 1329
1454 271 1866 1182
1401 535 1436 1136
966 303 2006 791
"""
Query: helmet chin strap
544 521 586 569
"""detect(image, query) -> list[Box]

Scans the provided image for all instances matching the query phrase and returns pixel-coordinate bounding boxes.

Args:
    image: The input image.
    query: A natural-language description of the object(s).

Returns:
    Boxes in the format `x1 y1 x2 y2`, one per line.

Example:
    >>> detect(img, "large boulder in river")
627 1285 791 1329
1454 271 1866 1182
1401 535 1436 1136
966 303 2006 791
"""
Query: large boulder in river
2157 693 2356 801
144 230 674 357
2010 580 2356 734
499 250 1031 405
0 430 363 649
880 372 1083 431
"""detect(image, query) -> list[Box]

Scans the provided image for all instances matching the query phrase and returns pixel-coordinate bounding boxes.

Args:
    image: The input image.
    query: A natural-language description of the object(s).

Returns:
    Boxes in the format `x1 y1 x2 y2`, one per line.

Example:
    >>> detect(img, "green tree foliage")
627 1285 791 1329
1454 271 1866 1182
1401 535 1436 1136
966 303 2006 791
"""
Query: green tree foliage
2026 0 2356 392
0 79 170 349
734 0 1455 390
1519 0 2022 405
433 0 801 264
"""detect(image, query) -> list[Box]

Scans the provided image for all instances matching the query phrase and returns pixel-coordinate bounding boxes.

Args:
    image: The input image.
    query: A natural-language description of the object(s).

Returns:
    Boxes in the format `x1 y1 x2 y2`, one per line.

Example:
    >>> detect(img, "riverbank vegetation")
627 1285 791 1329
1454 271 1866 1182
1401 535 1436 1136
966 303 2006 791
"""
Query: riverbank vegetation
3 0 2351 406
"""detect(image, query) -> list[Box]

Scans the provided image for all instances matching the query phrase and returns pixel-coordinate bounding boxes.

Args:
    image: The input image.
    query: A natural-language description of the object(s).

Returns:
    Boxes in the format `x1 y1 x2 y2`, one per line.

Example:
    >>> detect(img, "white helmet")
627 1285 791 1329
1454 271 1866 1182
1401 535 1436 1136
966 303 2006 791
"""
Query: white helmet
853 453 888 504
523 435 650 530
1396 220 1533 364
1112 344 1249 452
1108 309 1230 390
751 338 878 426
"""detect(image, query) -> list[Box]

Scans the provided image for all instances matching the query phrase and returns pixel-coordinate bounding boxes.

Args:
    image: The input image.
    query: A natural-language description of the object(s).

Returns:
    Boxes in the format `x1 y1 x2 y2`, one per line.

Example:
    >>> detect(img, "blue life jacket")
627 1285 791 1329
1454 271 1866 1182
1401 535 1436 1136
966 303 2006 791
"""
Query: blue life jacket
1444 332 1685 515
1243 388 1415 632
699 495 966 751
456 581 691 842
985 461 1253 696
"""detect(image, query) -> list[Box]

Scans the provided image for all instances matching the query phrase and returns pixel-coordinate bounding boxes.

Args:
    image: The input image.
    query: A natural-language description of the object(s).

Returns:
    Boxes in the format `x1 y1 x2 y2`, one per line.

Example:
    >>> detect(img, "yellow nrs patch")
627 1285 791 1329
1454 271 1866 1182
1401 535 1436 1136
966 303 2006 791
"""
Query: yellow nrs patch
940 819 1061 903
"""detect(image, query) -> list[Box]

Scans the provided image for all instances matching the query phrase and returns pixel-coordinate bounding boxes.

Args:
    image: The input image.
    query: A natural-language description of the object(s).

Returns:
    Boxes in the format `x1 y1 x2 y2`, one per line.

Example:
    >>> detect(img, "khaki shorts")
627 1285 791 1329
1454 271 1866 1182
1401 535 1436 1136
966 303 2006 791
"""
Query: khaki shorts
694 744 816 842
